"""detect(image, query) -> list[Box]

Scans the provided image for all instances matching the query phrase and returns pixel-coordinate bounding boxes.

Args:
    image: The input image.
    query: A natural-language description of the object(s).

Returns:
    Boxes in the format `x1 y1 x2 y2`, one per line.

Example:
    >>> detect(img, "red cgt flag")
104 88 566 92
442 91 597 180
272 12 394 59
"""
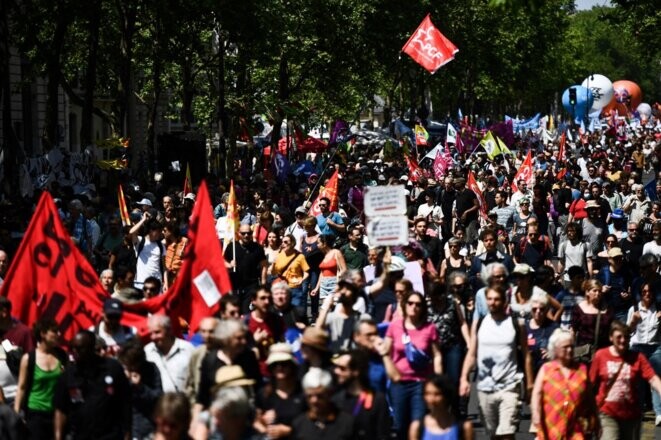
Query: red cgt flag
405 154 424 183
308 170 340 217
511 150 534 193
467 171 488 218
0 192 148 340
402 14 458 74
125 181 232 334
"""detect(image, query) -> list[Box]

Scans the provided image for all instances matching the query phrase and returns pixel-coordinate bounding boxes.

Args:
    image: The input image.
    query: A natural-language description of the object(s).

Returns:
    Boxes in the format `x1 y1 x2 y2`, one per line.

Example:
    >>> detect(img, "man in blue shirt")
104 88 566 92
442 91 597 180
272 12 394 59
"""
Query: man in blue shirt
315 196 345 240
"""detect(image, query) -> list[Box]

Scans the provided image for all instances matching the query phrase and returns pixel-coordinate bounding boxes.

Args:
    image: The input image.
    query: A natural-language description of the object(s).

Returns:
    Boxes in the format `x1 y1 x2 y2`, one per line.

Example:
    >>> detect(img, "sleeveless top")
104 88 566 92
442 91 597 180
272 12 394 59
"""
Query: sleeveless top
443 256 467 282
421 423 460 440
301 234 323 270
319 254 338 277
476 315 522 392
28 360 63 412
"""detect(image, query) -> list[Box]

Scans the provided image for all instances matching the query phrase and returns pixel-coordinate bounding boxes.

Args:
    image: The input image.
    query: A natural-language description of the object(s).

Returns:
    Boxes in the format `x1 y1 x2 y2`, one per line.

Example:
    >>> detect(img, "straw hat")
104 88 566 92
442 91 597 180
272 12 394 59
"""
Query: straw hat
214 365 255 388
301 327 330 352
266 343 297 366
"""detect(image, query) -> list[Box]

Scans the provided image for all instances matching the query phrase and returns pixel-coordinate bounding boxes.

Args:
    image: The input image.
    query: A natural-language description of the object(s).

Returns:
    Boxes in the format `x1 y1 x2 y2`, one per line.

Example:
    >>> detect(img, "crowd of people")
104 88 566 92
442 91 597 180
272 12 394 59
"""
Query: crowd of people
0 118 660 439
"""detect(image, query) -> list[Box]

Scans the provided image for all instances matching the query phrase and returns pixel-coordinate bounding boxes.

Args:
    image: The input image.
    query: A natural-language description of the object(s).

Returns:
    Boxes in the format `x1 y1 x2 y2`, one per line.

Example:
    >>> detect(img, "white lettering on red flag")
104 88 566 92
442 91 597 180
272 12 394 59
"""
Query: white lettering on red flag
402 15 458 74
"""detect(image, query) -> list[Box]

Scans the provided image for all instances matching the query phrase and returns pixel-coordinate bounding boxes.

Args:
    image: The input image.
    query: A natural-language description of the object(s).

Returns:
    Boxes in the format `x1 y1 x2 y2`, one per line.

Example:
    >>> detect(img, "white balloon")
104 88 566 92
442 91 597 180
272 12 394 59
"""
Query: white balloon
581 74 613 111
637 103 652 118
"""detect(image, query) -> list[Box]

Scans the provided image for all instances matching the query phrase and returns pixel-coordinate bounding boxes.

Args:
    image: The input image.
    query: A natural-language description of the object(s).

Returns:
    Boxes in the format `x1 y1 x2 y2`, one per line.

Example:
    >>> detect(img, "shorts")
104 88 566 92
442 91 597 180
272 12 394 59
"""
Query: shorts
477 386 521 436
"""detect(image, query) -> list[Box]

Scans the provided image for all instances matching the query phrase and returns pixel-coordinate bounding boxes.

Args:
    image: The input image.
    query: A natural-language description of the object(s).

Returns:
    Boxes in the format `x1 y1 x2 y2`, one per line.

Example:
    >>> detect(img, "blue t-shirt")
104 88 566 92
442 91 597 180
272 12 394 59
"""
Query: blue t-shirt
316 212 344 238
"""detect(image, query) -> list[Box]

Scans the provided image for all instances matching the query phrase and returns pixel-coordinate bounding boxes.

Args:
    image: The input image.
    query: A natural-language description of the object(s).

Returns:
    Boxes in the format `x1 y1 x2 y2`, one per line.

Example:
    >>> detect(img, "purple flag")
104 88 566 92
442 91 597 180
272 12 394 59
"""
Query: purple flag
329 119 349 146
489 120 515 147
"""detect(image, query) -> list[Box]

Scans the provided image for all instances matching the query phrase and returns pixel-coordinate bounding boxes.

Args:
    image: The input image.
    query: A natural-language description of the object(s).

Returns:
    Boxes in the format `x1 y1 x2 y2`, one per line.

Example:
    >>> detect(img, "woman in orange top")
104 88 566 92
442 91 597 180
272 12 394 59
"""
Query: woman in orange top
531 328 598 439
163 222 188 291
311 234 346 306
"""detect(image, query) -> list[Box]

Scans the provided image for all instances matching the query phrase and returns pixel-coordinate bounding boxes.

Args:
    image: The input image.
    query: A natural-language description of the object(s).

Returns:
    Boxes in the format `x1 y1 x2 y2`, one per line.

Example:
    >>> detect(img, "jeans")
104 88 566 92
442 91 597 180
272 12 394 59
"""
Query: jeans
290 286 305 314
389 380 425 440
442 343 465 383
630 343 661 416
302 270 319 318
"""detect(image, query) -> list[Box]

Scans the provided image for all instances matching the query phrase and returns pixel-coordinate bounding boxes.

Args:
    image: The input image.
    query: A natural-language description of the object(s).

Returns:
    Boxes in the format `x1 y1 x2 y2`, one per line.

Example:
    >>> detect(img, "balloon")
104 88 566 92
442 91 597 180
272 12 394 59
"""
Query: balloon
637 103 652 119
612 80 642 110
601 98 628 116
561 86 594 119
581 74 613 111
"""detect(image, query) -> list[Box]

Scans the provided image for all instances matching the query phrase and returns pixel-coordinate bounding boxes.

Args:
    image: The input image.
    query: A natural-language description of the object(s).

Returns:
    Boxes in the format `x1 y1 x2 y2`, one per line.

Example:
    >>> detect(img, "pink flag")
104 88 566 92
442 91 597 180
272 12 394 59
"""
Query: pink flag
433 151 448 179
402 15 458 74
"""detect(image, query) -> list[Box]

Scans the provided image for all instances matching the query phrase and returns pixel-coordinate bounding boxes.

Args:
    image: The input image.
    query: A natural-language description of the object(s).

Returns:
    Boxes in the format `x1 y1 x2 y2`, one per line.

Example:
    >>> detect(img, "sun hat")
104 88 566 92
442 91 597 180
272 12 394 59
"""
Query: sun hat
301 327 330 352
266 343 297 366
214 365 255 388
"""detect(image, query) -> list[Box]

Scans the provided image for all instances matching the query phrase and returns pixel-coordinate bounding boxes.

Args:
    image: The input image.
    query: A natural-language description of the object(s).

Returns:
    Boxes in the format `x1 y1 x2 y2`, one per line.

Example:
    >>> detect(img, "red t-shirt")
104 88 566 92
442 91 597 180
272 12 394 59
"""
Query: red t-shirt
247 312 285 376
589 347 655 420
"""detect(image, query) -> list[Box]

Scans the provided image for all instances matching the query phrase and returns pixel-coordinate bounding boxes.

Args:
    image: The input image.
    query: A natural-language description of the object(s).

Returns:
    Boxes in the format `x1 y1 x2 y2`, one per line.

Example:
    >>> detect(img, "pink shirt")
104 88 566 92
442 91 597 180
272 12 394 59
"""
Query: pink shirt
386 318 438 381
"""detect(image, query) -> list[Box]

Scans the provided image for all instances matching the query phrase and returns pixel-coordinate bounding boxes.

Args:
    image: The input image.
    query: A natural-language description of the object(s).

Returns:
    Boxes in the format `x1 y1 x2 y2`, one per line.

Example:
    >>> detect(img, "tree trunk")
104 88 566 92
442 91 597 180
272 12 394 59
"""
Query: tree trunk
81 0 101 147
116 0 136 136
43 2 70 150
181 55 194 130
217 33 228 178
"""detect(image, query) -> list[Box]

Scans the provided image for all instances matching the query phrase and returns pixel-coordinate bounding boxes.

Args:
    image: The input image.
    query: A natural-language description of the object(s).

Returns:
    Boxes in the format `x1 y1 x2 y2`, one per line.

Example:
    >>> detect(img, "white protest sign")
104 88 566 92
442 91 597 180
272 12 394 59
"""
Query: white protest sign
366 215 409 247
364 185 407 217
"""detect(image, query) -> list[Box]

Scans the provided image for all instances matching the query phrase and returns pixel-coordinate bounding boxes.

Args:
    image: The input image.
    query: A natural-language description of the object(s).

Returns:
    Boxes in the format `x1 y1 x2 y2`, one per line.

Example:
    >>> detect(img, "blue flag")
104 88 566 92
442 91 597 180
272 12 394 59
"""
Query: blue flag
273 152 290 183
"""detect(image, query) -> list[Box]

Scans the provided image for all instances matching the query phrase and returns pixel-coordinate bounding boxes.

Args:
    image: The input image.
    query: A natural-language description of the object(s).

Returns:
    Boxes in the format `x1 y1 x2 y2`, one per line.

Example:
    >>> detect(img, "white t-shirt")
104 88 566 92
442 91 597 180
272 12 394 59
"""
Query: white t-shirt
134 237 163 287
642 241 661 259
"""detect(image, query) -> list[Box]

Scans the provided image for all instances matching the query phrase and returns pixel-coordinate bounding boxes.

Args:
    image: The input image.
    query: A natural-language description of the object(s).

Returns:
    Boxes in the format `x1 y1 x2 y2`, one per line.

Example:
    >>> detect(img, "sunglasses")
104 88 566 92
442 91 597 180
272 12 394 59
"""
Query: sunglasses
240 232 251 236
407 301 422 307
450 283 466 289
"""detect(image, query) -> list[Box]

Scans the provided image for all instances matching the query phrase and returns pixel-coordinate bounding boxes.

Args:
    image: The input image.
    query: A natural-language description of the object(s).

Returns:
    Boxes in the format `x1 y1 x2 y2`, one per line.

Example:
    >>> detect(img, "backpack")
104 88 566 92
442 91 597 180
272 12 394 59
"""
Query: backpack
518 235 550 258
137 236 165 275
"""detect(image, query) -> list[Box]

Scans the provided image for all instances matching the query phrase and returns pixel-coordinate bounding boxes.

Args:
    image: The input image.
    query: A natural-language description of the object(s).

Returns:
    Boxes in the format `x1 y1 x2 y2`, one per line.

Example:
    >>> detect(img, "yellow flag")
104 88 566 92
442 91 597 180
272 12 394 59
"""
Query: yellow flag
480 131 501 160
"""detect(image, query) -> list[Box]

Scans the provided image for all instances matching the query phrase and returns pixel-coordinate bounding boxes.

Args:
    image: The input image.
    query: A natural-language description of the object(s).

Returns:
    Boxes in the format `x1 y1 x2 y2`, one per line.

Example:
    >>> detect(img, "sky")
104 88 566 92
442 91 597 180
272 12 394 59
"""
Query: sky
575 0 611 10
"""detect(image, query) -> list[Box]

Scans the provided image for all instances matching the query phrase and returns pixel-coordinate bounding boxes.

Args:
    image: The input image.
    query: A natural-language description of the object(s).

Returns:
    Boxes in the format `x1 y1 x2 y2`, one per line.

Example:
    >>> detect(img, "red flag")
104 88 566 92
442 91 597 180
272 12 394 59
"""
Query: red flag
557 131 566 163
183 163 193 196
402 14 458 74
308 170 340 217
405 154 424 183
0 192 148 340
455 130 464 154
126 181 232 334
433 151 449 179
118 184 131 227
467 171 487 218
511 150 534 193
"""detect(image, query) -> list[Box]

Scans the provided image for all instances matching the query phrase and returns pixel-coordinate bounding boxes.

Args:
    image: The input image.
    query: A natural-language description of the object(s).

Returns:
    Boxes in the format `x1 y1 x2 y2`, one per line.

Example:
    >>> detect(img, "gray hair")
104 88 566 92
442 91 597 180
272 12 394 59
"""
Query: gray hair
447 270 468 286
530 290 549 308
270 280 290 294
99 269 114 279
148 314 172 332
302 368 333 391
210 386 252 417
481 262 508 284
353 317 377 334
213 319 246 344
547 328 574 360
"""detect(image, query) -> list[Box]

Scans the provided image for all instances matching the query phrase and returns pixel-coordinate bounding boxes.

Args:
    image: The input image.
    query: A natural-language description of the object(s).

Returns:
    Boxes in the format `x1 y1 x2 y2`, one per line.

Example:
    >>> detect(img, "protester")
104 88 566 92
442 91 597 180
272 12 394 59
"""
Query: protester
531 328 599 438
590 321 661 439
53 330 131 440
14 319 66 440
145 314 194 393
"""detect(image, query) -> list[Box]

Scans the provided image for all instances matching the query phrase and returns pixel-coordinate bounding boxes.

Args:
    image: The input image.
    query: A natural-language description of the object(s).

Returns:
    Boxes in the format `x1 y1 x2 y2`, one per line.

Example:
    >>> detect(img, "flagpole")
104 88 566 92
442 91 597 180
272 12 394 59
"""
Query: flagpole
305 147 340 207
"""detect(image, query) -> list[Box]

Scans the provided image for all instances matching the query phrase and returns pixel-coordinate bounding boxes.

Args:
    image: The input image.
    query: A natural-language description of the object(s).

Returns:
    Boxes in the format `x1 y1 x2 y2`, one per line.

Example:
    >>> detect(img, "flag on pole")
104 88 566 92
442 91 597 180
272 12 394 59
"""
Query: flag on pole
467 171 487 218
414 125 429 146
402 14 458 74
224 180 239 249
496 136 513 156
433 150 451 179
479 131 502 160
405 154 424 183
511 150 534 193
308 170 340 217
447 123 458 145
0 192 149 340
126 181 233 334
557 131 566 163
548 114 555 131
118 184 131 227
183 163 193 195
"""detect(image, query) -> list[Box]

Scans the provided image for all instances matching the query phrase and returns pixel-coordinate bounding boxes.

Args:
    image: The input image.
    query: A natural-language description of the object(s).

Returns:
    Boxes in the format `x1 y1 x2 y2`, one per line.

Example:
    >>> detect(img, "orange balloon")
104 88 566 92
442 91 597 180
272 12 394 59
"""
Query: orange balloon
601 99 628 117
612 80 642 110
